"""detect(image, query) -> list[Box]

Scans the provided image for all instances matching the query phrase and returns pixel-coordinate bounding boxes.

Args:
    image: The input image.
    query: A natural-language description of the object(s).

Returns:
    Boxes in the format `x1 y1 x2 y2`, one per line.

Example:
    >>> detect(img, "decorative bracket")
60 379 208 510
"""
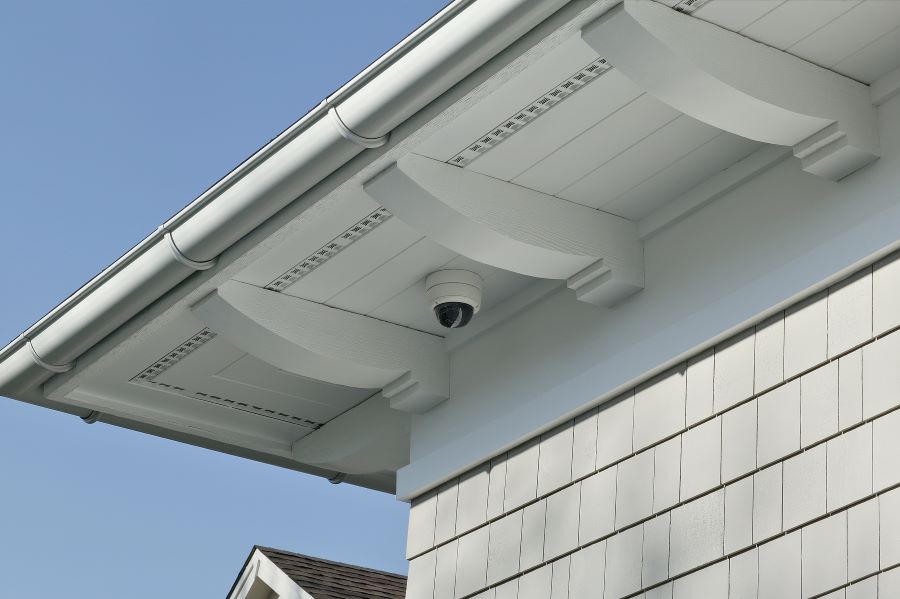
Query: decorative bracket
192 280 448 414
364 153 644 307
582 0 879 181
291 393 410 475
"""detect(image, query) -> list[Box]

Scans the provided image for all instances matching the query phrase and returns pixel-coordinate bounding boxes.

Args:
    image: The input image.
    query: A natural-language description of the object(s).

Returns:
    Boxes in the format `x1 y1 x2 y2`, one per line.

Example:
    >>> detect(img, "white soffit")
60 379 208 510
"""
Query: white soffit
409 21 762 223
694 0 900 84
231 186 536 337
63 313 374 435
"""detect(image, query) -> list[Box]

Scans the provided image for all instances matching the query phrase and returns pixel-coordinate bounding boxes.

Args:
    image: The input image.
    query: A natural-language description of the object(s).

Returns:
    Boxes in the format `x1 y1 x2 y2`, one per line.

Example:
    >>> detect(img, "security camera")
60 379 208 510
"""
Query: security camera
425 270 483 329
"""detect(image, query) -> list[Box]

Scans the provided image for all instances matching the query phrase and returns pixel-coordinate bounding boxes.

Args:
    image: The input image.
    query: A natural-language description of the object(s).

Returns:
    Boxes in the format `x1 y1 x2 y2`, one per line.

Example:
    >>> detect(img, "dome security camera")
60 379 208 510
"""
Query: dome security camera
425 270 483 329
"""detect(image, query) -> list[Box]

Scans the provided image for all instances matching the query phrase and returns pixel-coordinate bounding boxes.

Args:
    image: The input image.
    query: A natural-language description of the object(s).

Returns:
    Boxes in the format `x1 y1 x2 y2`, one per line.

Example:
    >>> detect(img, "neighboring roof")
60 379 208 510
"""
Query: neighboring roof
255 547 406 599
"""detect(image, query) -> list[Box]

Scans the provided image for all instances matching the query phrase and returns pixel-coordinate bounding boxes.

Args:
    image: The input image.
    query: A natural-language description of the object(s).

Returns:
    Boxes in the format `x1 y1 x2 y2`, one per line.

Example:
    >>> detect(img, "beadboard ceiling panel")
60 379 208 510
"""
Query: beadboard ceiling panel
465 70 645 182
692 0 787 31
413 35 601 163
277 216 423 304
511 93 681 196
600 134 760 222
698 0 900 84
328 237 458 316
558 115 722 211
369 256 536 337
740 1 863 50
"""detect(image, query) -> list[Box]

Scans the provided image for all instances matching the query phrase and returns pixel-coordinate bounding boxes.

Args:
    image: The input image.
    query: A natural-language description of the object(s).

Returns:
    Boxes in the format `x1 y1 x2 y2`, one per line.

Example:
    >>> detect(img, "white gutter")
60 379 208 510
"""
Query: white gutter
0 0 573 402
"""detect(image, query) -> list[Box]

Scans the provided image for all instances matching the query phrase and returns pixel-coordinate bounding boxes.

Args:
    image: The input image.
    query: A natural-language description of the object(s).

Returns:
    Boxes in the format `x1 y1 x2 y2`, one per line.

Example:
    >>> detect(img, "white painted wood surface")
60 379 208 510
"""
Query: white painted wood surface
584 0 880 180
193 280 449 413
365 153 644 306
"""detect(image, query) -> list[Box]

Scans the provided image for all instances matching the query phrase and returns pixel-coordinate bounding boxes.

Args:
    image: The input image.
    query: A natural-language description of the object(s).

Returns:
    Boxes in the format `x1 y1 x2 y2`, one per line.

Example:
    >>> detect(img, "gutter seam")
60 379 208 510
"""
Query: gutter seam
26 339 74 374
328 106 389 149
0 0 475 352
158 227 218 271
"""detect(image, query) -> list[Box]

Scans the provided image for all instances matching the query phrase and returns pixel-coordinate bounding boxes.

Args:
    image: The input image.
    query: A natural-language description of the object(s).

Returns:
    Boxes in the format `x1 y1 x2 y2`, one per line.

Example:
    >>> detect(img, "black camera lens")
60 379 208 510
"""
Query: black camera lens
434 302 474 328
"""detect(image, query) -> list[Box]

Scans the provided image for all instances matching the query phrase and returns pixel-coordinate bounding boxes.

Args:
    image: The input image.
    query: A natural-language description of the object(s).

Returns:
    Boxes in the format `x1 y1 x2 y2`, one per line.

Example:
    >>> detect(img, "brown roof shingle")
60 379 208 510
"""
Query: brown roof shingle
252 546 406 599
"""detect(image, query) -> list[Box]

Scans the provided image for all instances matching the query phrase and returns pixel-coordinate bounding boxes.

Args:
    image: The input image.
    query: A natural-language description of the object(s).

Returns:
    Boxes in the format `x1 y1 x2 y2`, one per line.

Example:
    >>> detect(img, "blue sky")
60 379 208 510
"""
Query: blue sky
0 2 447 596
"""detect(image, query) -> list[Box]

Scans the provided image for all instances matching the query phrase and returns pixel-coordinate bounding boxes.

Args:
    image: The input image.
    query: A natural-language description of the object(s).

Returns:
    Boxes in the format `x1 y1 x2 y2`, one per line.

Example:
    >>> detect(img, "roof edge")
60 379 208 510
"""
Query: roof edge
0 0 574 404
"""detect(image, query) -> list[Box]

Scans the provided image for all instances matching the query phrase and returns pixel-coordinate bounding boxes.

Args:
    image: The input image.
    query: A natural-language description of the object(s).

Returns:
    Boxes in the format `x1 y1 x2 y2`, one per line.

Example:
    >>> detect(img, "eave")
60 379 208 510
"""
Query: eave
4 0 900 496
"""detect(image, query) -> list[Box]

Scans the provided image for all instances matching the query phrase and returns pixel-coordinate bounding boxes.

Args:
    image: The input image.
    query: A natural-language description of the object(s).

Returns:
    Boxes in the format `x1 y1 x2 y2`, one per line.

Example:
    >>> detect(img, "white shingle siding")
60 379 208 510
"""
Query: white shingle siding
456 464 489 537
784 291 827 378
848 498 879 582
537 422 574 497
578 466 615 544
614 449 654 528
729 548 758 599
679 416 720 500
434 480 459 546
405 252 900 599
713 331 754 413
724 476 753 554
653 436 681 513
633 368 686 451
549 556 569 599
754 313 785 394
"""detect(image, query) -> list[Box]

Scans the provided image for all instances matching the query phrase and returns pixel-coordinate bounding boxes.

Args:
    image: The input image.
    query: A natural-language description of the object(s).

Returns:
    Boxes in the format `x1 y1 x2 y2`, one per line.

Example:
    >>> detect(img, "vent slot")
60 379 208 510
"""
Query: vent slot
448 57 612 167
137 379 321 429
132 328 217 383
264 207 392 291
130 331 322 428
673 0 711 13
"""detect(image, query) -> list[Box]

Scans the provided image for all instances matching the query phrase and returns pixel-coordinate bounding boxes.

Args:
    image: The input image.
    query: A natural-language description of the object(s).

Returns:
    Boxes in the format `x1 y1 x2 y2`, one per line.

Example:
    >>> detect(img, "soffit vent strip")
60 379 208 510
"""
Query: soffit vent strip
137 379 321 429
129 328 320 428
264 207 393 291
671 0 712 14
448 57 612 168
132 328 217 383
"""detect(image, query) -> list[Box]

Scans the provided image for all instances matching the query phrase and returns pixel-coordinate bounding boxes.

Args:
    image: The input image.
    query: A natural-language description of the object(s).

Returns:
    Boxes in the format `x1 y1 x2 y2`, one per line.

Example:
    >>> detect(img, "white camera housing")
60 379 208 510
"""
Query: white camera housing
425 270 483 329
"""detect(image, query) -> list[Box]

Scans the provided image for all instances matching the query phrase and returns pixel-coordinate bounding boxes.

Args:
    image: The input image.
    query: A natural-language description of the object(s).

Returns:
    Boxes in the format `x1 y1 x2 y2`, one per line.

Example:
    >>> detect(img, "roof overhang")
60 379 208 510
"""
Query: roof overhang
3 0 900 495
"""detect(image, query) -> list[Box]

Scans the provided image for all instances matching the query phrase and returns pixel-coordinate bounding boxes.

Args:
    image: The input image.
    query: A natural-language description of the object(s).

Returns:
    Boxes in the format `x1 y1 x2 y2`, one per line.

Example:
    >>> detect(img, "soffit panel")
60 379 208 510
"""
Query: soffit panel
413 34 602 163
369 256 537 337
510 93 681 196
601 133 760 222
232 190 382 289
696 0 900 84
65 312 375 443
465 70 646 182
68 381 311 452
277 216 424 304
558 115 722 210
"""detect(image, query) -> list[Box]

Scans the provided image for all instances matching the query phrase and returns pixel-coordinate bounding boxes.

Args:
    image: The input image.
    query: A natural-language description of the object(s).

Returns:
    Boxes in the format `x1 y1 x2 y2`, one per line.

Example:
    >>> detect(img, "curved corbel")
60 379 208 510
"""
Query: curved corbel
364 153 644 307
192 280 448 413
292 393 410 475
582 0 879 181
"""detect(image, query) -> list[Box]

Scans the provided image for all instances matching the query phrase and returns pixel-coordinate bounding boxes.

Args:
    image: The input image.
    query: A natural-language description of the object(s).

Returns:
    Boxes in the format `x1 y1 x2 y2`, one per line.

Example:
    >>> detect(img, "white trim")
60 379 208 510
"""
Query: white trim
872 66 900 107
26 340 74 374
159 227 217 271
328 106 389 149
637 145 790 239
365 153 643 307
229 550 309 599
192 280 449 414
398 95 900 499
